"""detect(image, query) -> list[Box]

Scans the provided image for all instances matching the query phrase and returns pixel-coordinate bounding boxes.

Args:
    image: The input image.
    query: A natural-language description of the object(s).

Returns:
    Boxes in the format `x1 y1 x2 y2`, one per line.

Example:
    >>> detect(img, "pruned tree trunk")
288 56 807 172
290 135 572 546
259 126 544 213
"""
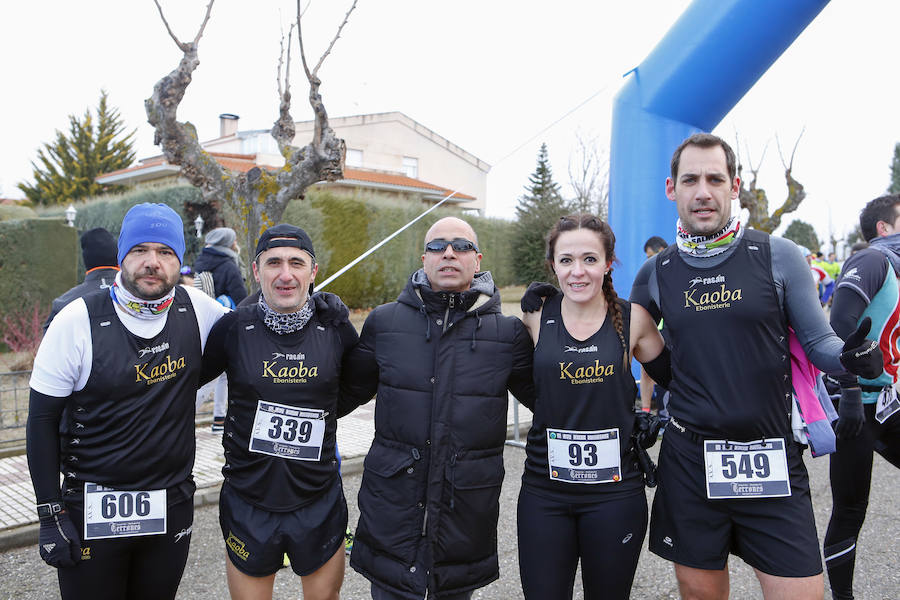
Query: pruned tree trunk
146 0 356 276
737 130 806 234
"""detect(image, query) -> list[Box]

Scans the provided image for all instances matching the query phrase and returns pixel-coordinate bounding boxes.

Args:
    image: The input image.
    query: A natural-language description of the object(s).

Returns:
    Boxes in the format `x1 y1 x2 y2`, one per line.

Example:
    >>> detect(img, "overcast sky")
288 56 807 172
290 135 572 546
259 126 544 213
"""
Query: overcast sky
2 1 898 251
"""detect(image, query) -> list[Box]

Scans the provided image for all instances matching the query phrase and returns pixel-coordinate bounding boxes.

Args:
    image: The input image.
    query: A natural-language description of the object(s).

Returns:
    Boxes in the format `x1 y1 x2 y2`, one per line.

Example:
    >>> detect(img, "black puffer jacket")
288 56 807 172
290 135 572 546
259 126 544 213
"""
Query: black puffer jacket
192 247 248 304
342 270 535 599
43 267 119 333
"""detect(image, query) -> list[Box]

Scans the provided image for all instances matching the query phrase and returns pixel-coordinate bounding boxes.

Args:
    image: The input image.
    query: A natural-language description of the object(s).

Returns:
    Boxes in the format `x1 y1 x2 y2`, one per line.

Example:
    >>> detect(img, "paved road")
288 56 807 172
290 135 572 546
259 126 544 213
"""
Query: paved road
1 442 898 599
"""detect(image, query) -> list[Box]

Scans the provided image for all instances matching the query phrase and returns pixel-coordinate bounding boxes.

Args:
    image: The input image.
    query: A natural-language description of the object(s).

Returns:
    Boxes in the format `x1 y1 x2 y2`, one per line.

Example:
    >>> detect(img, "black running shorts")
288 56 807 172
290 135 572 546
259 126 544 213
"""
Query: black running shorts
218 478 347 577
648 422 822 577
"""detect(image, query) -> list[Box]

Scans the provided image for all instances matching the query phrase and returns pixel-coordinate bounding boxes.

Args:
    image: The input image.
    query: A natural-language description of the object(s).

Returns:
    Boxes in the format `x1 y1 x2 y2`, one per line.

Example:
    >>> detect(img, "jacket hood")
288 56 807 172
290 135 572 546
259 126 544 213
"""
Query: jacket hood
397 270 501 346
400 269 499 313
194 246 236 270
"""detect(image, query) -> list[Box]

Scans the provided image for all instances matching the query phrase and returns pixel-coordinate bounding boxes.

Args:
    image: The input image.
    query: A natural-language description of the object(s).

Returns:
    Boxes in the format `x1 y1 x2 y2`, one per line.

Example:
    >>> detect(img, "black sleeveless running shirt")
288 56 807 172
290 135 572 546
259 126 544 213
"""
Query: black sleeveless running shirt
523 294 641 502
217 305 348 511
656 229 792 439
63 286 201 499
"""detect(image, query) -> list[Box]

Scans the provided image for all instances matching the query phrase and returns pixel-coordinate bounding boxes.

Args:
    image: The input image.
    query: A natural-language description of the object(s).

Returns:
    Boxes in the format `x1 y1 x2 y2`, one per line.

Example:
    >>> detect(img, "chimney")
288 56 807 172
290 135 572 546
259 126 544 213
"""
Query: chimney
219 113 239 137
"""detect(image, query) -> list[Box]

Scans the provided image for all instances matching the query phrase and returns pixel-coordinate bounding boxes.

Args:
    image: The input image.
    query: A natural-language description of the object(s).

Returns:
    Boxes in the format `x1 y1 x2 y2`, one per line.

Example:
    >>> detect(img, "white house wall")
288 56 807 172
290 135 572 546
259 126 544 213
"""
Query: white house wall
293 113 489 213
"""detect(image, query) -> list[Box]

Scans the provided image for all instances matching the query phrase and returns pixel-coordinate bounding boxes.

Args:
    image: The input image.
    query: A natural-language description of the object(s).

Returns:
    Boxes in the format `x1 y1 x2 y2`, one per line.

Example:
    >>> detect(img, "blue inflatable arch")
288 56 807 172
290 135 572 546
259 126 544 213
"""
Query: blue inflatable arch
608 0 830 291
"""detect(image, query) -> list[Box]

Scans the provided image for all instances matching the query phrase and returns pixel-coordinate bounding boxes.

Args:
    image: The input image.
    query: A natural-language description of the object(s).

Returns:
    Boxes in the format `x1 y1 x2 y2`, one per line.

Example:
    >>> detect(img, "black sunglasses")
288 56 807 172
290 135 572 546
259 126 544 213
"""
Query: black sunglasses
424 238 479 253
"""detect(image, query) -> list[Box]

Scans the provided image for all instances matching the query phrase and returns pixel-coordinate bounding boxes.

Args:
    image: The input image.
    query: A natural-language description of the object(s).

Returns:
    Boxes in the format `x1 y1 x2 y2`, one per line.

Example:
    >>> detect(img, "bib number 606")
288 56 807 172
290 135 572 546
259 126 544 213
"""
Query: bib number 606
101 491 151 519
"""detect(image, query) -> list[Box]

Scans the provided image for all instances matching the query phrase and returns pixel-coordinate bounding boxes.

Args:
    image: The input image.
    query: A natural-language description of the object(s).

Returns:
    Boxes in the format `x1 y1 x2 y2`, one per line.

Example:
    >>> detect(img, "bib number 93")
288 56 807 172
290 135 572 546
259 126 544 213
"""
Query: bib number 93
568 443 599 467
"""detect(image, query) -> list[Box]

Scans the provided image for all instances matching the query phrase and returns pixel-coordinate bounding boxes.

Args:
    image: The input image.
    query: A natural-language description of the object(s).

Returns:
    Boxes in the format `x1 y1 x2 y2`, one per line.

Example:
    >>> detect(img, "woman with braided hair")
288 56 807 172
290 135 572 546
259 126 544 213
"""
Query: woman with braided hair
517 213 671 599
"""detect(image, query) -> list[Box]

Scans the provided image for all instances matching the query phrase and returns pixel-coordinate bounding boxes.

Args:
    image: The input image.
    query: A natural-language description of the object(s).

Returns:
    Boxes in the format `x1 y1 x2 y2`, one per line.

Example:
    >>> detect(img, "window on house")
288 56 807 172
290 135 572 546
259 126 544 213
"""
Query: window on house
347 148 363 167
402 156 418 179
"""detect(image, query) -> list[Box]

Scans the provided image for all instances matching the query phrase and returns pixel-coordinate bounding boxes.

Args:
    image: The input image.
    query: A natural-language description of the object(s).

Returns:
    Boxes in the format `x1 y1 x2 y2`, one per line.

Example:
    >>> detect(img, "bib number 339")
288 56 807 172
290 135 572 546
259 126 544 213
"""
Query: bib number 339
250 400 325 461
703 438 791 499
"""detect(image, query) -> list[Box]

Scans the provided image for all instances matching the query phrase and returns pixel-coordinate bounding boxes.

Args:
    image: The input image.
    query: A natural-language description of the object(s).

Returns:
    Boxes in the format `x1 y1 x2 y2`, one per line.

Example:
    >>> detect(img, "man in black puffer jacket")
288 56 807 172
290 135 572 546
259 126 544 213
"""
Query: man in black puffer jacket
340 217 536 600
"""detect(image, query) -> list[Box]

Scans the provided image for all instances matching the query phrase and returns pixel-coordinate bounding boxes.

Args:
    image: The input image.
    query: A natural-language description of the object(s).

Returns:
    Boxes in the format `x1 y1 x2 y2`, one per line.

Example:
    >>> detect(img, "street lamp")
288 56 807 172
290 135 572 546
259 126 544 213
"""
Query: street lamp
194 214 204 238
64 204 76 227
65 204 78 227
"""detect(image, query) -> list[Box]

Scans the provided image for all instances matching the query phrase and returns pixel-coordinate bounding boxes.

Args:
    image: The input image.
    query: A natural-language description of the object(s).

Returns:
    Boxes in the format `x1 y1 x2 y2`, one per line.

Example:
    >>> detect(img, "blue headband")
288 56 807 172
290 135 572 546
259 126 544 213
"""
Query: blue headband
117 203 186 265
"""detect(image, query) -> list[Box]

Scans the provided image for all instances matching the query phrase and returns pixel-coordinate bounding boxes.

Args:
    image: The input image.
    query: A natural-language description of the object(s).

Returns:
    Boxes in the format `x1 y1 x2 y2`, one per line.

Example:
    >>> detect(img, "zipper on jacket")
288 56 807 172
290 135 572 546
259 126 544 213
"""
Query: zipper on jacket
448 453 458 510
421 506 428 536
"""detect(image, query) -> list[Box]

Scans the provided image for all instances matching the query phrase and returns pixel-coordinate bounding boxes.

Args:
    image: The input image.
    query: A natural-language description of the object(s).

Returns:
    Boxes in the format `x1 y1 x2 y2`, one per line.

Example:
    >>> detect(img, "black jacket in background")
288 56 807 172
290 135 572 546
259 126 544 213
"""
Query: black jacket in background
341 270 535 599
43 267 119 334
192 247 248 304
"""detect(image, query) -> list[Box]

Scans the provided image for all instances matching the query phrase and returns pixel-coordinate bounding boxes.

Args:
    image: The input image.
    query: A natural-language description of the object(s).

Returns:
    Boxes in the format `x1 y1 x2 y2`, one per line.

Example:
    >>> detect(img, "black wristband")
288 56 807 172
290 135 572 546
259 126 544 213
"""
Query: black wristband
36 501 64 519
642 346 672 389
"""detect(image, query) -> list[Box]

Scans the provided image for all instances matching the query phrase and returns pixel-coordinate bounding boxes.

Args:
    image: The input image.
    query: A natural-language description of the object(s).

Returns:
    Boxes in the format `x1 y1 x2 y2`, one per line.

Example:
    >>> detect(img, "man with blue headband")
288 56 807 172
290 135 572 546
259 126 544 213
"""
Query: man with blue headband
26 203 229 600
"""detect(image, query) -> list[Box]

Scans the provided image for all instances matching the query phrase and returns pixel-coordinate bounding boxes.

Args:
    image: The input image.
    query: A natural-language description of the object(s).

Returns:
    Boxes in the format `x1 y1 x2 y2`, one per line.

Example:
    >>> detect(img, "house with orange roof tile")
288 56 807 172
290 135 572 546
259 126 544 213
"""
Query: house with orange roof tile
97 112 489 215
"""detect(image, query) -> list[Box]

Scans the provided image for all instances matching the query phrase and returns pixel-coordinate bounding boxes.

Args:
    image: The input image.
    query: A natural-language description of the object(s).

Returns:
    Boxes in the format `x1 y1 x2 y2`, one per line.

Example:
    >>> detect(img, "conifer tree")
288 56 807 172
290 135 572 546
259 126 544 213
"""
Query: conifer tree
18 91 135 205
889 142 900 195
514 143 569 284
783 219 820 253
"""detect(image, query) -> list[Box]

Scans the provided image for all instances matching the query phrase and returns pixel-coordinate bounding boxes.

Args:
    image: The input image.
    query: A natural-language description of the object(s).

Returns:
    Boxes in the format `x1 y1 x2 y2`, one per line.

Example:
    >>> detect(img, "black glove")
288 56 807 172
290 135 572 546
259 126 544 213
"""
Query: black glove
38 508 81 568
312 291 350 326
833 385 865 440
520 282 559 313
839 317 883 380
633 410 662 449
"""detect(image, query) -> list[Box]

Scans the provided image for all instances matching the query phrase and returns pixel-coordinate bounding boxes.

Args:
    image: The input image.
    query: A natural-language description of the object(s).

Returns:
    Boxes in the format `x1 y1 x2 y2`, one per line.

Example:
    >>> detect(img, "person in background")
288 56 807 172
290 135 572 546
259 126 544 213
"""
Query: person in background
193 226 247 431
640 236 670 419
644 235 668 259
43 228 119 333
193 227 248 306
823 194 900 600
180 265 195 287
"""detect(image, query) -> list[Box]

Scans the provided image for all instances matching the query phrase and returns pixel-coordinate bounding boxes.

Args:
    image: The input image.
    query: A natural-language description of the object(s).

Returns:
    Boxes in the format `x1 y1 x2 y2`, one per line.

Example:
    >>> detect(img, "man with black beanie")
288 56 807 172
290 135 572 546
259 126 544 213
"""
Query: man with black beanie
43 228 120 333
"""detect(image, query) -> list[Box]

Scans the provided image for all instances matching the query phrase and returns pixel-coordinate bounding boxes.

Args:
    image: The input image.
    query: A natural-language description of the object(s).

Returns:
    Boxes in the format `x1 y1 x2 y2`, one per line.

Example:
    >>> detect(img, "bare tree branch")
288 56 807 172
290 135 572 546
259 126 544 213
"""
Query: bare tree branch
151 0 214 51
152 0 187 50
272 24 297 155
312 0 359 76
567 131 608 218
191 0 215 44
147 0 354 279
146 0 227 199
738 132 806 232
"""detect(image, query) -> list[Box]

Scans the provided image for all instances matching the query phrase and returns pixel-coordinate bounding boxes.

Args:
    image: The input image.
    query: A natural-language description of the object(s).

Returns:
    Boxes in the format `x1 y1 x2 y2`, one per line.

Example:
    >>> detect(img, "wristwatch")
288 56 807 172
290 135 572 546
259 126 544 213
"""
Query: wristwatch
36 501 64 519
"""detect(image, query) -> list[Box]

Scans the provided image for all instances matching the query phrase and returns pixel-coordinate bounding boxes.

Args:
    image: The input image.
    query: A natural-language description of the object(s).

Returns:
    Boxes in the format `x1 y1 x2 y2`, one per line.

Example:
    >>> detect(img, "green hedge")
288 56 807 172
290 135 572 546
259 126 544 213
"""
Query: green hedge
283 190 518 307
21 184 517 309
0 205 38 222
0 218 78 316
63 186 209 266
